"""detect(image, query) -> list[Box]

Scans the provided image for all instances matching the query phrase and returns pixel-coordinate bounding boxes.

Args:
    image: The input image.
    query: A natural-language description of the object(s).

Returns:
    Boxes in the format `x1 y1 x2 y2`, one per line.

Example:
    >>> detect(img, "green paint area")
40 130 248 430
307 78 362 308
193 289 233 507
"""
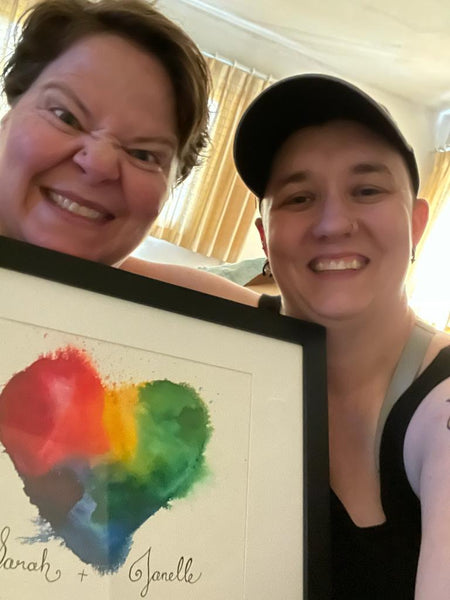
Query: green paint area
89 380 212 534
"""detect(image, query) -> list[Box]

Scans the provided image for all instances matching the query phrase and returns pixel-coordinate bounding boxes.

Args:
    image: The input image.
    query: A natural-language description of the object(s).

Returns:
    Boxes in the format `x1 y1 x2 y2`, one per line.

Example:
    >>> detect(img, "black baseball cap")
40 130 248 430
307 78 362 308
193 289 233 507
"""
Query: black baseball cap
233 74 420 198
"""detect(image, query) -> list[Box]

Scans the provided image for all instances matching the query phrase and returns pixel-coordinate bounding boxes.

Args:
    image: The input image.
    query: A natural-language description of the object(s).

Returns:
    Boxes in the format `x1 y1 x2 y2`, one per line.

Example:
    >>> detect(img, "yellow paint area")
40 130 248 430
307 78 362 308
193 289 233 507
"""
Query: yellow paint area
102 384 139 462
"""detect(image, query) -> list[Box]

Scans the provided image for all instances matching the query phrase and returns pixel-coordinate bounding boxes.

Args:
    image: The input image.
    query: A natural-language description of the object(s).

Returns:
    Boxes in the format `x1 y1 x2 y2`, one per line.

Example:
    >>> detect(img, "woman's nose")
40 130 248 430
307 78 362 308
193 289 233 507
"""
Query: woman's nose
73 134 120 184
312 196 358 239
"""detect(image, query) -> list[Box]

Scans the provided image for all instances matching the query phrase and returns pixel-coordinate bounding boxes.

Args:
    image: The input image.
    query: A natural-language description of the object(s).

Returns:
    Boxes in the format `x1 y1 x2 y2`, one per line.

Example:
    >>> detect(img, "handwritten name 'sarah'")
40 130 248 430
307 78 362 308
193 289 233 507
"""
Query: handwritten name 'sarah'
129 546 201 598
0 526 61 583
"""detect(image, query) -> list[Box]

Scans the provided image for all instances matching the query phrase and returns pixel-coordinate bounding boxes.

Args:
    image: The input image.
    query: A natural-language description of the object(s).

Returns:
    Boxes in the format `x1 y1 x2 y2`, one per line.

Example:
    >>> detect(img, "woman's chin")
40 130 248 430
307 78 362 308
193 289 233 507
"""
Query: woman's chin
283 294 375 326
20 233 121 266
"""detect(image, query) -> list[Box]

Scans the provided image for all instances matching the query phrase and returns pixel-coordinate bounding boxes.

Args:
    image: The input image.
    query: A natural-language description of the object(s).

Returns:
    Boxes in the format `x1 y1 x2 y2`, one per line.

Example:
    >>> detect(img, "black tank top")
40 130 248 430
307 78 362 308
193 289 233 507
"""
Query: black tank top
257 295 450 598
333 345 450 599
258 293 282 311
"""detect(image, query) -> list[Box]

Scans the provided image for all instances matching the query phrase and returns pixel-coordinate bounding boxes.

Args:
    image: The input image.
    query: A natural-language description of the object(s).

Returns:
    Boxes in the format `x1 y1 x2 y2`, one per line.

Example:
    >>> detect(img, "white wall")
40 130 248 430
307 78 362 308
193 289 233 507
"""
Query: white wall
159 0 436 173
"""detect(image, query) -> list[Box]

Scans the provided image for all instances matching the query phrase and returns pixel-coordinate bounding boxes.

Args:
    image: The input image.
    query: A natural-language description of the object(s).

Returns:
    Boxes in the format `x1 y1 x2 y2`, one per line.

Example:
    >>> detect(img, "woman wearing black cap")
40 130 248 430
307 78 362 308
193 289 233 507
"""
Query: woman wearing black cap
234 74 450 599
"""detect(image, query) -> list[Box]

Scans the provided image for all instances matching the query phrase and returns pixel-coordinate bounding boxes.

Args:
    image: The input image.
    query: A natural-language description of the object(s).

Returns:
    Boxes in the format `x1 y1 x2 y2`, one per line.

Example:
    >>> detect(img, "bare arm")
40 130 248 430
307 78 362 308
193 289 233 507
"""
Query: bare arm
120 256 260 307
404 376 450 599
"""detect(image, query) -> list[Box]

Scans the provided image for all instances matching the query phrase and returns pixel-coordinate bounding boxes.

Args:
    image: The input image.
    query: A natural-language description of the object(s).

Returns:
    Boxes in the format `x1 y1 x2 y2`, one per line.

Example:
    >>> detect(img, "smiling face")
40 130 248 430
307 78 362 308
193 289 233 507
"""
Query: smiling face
0 34 178 265
258 120 428 324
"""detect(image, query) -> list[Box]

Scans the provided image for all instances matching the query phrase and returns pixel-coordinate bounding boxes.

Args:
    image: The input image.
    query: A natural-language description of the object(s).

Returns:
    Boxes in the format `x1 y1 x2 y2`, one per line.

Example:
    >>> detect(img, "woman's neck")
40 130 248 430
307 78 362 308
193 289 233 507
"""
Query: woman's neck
325 299 416 401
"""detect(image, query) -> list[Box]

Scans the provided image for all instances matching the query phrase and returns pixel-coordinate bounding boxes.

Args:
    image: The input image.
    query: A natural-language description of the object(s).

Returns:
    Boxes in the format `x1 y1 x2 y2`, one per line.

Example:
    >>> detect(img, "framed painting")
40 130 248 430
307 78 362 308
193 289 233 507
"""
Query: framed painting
0 236 330 599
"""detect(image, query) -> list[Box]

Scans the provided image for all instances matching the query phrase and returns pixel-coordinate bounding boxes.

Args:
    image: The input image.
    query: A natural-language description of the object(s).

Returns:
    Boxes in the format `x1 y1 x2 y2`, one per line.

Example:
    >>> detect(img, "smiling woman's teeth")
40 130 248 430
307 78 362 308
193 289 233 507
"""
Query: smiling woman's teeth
314 258 364 272
49 192 103 220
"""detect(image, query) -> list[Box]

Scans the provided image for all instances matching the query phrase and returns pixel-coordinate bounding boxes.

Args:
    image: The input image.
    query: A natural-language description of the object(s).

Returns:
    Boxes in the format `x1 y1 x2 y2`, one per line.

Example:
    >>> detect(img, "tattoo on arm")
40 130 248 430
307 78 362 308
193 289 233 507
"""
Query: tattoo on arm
446 399 450 430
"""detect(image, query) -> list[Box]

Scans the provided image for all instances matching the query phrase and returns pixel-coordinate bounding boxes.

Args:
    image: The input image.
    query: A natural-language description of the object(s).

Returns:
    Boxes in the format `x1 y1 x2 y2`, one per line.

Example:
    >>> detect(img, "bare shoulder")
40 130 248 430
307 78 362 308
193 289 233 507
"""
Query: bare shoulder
404 339 450 496
402 351 450 599
403 327 450 494
120 256 260 306
420 330 450 372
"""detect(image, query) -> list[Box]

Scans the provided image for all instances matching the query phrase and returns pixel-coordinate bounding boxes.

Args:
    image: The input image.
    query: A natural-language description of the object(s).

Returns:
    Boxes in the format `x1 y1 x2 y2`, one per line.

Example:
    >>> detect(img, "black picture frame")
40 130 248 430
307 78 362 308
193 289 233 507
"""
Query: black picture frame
0 235 330 599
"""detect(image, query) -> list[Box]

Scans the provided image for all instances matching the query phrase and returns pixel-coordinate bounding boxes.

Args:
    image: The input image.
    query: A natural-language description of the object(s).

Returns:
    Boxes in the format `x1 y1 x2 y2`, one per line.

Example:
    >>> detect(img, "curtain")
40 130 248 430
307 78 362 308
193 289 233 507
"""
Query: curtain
150 56 274 262
0 0 36 114
407 150 450 329
417 151 450 244
0 1 34 51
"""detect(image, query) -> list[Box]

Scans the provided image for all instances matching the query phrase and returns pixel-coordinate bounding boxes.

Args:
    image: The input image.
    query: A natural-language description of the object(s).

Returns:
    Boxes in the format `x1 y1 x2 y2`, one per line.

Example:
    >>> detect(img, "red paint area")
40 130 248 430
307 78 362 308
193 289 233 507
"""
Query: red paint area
0 347 109 476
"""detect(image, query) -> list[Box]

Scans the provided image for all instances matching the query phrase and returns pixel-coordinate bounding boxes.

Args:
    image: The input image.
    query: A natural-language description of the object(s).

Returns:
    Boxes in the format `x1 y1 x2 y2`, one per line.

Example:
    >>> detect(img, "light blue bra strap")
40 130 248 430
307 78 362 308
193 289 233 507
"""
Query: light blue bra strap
375 320 435 469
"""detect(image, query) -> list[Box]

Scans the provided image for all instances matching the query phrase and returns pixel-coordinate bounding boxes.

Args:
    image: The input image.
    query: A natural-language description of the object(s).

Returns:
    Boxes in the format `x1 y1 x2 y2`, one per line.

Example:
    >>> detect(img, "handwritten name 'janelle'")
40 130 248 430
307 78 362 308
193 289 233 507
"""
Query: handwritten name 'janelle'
129 546 201 598
0 526 61 583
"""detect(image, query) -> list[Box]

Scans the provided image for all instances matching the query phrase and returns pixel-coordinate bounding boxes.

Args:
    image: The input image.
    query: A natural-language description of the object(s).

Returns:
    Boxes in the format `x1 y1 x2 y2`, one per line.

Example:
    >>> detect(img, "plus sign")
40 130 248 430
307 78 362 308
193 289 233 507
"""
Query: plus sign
78 569 88 582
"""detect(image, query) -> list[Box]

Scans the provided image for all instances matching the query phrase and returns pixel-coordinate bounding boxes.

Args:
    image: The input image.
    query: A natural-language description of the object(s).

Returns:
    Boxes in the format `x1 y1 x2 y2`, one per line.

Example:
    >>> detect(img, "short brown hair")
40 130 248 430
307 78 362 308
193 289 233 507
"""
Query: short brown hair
2 0 210 182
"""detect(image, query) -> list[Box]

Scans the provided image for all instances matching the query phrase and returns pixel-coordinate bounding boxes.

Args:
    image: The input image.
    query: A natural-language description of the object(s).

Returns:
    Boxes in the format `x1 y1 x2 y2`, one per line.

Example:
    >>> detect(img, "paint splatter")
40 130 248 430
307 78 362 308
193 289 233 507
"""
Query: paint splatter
0 347 212 572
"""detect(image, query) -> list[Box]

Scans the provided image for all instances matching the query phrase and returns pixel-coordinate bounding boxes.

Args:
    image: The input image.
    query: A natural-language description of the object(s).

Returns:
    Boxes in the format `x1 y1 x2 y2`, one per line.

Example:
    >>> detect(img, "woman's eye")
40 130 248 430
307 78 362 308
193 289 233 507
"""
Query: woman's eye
356 187 382 199
50 108 82 130
126 149 162 170
284 194 314 207
128 148 156 162
273 192 314 210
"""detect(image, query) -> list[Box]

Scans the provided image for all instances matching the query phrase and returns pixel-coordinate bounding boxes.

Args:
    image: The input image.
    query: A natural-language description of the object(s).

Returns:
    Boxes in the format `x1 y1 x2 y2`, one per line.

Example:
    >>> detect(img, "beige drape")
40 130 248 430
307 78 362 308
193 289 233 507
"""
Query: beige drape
407 151 450 286
0 0 35 113
151 57 274 262
418 151 450 245
406 150 450 330
0 0 33 16
0 0 34 49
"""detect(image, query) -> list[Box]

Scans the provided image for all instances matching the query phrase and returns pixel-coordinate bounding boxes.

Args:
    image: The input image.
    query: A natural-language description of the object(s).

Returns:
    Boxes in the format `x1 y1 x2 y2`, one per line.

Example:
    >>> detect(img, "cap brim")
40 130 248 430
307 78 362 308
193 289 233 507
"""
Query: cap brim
233 74 419 197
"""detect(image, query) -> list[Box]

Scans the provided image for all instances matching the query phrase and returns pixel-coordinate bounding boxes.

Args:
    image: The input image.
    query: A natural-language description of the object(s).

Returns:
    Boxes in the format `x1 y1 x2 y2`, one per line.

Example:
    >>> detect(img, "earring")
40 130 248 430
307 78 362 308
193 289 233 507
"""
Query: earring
262 259 272 278
411 247 416 264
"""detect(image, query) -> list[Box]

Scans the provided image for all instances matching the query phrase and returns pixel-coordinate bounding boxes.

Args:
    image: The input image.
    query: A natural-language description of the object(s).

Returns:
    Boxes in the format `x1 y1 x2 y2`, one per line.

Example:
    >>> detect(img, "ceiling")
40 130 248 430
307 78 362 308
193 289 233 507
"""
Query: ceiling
159 0 450 112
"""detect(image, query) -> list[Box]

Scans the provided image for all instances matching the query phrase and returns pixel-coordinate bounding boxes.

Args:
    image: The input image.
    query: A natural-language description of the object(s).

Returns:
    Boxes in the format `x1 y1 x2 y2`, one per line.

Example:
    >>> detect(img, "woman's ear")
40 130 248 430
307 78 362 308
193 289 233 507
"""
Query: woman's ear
412 198 429 247
255 217 268 257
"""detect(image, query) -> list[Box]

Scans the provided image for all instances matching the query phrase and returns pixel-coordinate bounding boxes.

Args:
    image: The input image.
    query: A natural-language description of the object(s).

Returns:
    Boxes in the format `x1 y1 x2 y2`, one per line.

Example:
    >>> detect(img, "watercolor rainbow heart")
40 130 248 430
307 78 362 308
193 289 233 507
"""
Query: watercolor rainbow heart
0 346 212 572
